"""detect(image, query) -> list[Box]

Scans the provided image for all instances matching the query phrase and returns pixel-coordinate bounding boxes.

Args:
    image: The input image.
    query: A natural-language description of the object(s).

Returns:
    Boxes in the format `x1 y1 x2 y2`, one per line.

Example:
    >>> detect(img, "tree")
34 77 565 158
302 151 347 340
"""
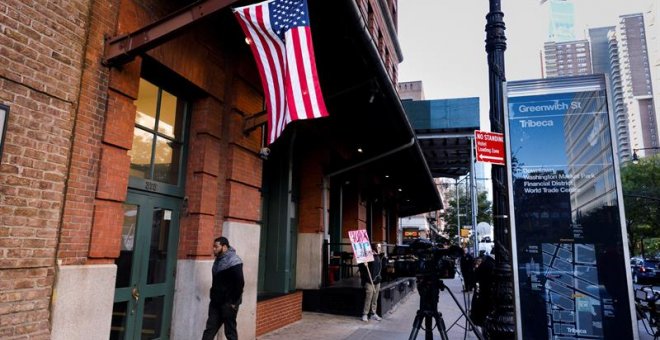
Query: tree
621 155 660 257
442 184 493 246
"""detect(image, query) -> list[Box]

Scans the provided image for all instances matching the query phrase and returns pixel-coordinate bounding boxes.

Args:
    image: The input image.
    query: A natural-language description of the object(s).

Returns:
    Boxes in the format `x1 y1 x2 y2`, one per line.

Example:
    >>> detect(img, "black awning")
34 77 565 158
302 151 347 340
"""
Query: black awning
297 0 442 216
417 129 475 178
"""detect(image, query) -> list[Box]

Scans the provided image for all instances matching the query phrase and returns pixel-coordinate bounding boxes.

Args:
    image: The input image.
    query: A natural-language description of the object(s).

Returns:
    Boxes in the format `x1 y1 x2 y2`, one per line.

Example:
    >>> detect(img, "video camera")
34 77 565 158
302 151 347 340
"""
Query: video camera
400 239 486 340
410 239 462 279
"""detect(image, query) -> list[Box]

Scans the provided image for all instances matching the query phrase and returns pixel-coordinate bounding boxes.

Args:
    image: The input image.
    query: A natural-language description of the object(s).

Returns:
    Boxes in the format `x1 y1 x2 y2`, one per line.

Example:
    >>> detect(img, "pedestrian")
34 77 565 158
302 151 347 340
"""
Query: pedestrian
469 250 495 327
460 249 475 292
202 237 245 340
359 243 385 322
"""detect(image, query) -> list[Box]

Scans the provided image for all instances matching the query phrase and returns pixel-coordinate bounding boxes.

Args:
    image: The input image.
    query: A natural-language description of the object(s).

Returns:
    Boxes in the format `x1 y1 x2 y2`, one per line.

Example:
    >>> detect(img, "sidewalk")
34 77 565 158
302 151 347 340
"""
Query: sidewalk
258 275 653 339
258 277 482 340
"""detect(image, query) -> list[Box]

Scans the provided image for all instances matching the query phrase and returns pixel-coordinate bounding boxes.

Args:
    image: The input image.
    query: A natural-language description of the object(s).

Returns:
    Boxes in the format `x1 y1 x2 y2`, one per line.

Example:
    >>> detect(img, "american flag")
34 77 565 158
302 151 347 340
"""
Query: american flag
233 0 328 145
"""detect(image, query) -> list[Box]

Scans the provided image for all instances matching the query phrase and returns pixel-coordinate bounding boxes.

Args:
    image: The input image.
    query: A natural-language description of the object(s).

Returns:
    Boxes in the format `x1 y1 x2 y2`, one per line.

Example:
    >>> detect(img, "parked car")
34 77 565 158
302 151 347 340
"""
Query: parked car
631 258 660 284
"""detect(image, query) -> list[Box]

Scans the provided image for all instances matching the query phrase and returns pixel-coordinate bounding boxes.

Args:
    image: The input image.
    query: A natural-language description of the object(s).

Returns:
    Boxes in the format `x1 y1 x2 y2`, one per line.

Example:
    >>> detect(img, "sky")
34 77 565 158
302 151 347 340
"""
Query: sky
397 0 654 129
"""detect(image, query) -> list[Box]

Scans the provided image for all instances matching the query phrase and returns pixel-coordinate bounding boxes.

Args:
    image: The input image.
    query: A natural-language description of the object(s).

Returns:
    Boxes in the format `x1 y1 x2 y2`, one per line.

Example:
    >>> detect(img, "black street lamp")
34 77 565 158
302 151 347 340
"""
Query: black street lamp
632 147 660 164
484 0 516 338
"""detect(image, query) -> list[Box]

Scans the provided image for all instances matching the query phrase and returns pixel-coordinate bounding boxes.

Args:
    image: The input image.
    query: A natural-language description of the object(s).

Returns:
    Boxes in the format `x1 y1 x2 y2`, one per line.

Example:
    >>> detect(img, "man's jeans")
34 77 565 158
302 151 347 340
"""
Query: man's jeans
202 302 238 340
363 282 381 315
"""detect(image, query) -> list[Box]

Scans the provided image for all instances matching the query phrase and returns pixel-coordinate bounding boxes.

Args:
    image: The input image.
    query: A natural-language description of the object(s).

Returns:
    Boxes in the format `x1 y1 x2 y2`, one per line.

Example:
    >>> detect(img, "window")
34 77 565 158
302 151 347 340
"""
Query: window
129 79 188 191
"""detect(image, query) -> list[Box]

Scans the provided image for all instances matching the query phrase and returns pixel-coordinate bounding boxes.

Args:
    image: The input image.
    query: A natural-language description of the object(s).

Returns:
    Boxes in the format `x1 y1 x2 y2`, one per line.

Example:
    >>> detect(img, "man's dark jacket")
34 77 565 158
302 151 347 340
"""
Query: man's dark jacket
359 253 384 286
210 248 245 306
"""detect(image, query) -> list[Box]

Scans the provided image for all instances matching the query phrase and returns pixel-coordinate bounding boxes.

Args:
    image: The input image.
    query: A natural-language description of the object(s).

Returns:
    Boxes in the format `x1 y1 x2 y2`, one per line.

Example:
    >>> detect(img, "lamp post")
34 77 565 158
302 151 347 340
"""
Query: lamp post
632 147 660 164
484 0 516 338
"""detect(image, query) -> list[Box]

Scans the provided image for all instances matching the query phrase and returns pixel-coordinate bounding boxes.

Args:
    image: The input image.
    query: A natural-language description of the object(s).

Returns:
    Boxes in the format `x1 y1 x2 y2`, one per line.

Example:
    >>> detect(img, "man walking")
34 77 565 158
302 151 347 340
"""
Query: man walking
202 237 244 340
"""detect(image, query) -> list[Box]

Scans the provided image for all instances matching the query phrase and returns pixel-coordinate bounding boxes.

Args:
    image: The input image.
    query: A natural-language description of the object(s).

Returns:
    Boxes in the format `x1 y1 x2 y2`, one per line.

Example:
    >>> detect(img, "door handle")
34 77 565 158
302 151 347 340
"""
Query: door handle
130 287 140 315
131 287 140 301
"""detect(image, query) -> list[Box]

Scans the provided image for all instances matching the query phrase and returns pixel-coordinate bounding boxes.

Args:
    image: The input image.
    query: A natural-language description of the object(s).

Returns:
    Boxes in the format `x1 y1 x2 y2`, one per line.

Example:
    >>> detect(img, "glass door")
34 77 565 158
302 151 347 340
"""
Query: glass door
111 191 180 340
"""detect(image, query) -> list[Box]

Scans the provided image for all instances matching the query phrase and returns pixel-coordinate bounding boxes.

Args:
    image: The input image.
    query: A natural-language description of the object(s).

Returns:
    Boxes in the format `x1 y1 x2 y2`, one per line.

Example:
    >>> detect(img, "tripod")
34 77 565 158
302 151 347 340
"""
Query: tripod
408 277 484 340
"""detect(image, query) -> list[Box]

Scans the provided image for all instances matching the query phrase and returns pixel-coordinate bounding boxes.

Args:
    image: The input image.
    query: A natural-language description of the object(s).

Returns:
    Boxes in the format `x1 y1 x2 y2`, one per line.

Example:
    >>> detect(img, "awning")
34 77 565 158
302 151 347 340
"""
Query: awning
297 0 442 216
402 98 481 178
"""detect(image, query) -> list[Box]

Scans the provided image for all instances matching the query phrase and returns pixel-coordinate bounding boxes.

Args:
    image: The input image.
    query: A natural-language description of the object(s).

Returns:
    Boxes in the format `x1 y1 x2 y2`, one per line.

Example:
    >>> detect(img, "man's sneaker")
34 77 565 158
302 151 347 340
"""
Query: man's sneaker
371 314 382 321
361 314 369 322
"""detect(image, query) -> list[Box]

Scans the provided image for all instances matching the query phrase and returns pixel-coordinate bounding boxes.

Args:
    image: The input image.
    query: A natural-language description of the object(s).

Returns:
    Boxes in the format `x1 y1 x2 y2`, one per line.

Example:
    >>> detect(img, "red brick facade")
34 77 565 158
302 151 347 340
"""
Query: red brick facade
255 291 303 336
1 0 93 337
0 0 405 337
357 0 400 83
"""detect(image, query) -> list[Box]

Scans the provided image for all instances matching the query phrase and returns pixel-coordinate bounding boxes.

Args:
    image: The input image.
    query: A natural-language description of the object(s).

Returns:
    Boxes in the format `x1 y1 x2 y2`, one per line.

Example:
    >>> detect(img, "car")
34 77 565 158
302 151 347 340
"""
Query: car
631 258 660 284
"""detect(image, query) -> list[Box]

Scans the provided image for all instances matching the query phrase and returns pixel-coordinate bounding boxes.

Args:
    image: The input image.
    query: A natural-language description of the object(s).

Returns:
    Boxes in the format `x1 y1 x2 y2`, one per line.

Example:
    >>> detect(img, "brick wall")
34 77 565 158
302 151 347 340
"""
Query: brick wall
298 151 325 234
356 0 400 83
219 73 265 227
57 0 120 265
179 97 222 258
371 208 386 242
255 291 303 336
0 0 93 337
342 184 368 238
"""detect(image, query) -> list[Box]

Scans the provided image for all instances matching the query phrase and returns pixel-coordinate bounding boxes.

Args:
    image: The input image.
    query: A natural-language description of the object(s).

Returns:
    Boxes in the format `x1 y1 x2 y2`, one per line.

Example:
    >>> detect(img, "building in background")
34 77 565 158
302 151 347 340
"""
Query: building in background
399 94 482 249
589 27 615 78
541 0 576 43
589 26 632 162
616 13 659 158
646 2 660 138
543 40 593 78
397 80 426 100
546 8 660 163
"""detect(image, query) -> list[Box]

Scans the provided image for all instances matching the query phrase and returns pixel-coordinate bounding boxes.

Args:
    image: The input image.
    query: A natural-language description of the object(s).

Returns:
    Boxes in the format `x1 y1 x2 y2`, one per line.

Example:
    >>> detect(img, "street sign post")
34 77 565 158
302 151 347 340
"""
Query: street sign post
474 130 505 165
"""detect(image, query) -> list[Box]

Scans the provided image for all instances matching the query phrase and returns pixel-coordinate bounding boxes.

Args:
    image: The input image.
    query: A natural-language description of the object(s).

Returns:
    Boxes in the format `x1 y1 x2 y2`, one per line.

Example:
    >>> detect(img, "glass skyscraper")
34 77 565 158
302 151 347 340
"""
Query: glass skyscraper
543 0 576 42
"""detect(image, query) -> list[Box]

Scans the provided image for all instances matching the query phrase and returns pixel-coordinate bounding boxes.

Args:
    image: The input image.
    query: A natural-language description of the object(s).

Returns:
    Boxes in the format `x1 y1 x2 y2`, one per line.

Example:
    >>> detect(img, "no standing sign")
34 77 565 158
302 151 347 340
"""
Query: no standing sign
474 130 505 165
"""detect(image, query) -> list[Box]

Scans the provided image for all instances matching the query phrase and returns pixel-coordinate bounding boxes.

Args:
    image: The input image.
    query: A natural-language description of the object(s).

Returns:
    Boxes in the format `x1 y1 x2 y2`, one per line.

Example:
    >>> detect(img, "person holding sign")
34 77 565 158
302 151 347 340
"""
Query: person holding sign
359 243 385 322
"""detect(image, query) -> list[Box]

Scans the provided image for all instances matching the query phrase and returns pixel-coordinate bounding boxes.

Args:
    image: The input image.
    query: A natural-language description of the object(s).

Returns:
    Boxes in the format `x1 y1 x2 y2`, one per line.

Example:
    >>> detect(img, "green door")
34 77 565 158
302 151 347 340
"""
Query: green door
111 191 180 340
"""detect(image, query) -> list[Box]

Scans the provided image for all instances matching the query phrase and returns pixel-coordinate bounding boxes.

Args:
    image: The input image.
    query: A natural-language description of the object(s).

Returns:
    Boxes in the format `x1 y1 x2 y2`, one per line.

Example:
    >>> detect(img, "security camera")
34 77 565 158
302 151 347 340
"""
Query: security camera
259 147 271 160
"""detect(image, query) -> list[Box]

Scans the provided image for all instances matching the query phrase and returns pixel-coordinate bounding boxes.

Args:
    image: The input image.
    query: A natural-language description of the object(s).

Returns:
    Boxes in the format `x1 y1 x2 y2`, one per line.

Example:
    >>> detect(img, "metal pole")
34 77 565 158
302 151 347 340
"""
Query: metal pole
485 0 516 338
456 178 461 247
470 137 478 258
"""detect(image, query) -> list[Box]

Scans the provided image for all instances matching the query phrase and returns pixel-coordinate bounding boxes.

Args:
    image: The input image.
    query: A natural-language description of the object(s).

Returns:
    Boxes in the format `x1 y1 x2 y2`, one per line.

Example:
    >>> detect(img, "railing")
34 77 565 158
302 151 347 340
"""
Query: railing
322 241 359 287
321 240 403 288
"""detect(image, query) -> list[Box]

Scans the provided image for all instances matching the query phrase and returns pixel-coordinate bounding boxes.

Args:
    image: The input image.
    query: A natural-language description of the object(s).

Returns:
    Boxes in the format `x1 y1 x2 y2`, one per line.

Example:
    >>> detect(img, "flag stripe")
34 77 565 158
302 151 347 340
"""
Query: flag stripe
302 27 328 118
236 6 285 143
291 27 315 120
286 29 305 121
249 6 288 143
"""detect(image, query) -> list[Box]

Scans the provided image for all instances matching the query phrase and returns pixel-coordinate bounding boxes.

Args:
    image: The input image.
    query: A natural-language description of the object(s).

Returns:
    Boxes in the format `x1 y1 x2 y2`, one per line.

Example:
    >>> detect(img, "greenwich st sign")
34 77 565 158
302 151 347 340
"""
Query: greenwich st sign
504 75 636 339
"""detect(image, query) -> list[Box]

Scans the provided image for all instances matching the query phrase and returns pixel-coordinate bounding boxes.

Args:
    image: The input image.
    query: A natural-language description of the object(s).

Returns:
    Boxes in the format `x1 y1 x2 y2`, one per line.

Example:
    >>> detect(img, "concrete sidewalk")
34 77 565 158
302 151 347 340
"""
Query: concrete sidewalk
258 275 654 339
258 277 482 340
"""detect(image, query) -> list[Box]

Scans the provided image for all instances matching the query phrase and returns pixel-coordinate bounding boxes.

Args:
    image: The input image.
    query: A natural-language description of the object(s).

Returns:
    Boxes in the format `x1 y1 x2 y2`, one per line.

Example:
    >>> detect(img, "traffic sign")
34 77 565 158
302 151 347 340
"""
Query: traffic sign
474 130 505 165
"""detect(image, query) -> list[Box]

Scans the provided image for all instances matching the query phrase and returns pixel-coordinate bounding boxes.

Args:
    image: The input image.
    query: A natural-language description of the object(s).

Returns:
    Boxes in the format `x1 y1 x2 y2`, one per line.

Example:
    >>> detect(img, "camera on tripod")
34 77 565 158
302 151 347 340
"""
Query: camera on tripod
407 238 463 279
402 239 485 340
